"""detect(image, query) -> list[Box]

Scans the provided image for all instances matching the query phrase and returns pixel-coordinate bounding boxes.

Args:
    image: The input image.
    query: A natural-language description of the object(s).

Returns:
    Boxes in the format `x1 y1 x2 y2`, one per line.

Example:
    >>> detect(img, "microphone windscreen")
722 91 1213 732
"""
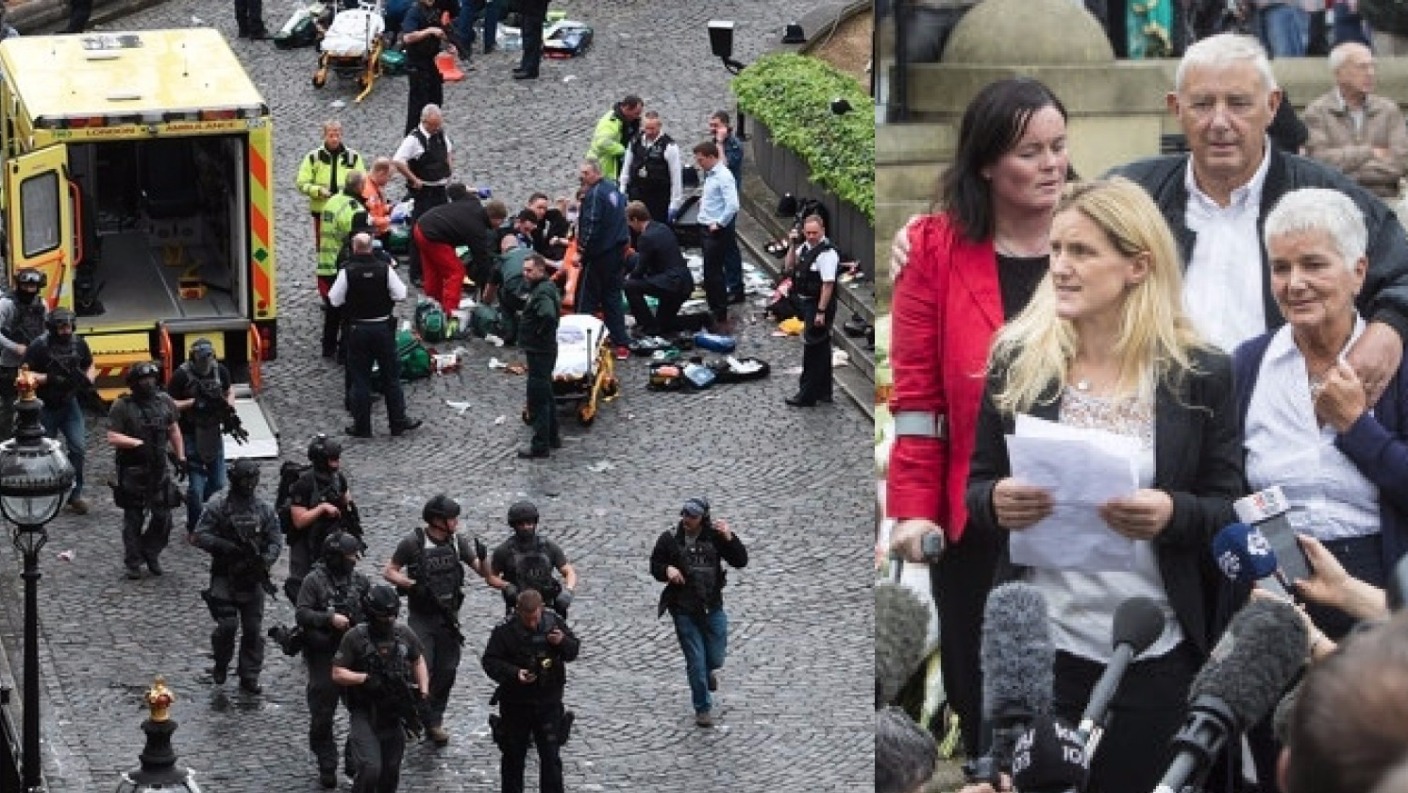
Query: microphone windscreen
1112 595 1166 654
875 581 932 707
1191 598 1308 728
1271 681 1302 745
876 706 939 793
1012 715 1089 793
1212 523 1279 584
981 582 1054 722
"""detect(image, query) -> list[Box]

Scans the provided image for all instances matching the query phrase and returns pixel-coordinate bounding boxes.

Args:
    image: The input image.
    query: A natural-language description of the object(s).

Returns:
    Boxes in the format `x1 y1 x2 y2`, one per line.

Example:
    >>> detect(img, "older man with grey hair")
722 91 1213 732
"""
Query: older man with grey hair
1303 41 1408 198
1110 32 1408 407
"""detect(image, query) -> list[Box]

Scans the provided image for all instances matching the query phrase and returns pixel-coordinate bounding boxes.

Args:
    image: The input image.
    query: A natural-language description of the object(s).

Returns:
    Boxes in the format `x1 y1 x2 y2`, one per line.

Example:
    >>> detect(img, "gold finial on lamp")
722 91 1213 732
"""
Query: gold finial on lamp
145 676 175 723
15 365 36 402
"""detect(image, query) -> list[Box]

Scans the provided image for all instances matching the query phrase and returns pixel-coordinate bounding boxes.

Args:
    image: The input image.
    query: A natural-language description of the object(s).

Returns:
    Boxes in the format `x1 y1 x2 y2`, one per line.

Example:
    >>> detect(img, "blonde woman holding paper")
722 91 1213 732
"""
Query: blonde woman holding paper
964 177 1243 793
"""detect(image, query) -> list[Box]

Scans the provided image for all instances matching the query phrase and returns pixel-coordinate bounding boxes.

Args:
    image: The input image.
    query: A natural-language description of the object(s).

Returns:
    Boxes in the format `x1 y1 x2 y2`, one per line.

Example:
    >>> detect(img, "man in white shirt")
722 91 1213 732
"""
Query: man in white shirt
783 215 839 407
619 111 684 226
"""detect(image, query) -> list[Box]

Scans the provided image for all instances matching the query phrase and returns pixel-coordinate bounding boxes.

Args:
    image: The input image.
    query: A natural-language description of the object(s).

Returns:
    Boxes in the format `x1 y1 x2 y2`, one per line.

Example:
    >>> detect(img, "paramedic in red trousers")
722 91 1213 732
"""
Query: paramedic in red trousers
783 214 839 407
692 141 741 334
575 159 633 359
650 497 747 728
414 181 494 314
328 233 422 438
297 120 367 243
394 104 455 288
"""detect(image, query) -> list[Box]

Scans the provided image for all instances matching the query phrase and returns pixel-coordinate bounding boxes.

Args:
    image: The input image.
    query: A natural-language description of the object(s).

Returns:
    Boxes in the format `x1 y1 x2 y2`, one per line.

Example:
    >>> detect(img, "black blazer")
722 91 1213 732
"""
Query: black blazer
629 220 692 295
964 347 1245 654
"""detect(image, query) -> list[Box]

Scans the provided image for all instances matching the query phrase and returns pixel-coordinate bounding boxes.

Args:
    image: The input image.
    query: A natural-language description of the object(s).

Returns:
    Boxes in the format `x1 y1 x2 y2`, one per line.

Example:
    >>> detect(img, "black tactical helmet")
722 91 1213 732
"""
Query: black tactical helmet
322 530 361 562
14 268 46 290
44 308 76 336
307 434 342 467
422 494 461 525
362 584 400 620
507 500 539 527
229 459 261 489
126 360 161 386
189 337 216 361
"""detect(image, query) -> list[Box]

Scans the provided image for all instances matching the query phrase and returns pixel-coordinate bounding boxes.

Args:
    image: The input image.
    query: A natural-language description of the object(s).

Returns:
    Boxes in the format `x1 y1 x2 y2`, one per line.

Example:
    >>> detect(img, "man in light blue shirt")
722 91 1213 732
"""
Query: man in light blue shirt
692 141 740 330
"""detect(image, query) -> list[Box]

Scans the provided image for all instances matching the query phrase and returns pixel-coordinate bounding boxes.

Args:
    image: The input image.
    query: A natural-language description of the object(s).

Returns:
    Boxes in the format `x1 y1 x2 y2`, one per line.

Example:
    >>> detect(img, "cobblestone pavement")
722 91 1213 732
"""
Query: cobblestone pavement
0 2 873 791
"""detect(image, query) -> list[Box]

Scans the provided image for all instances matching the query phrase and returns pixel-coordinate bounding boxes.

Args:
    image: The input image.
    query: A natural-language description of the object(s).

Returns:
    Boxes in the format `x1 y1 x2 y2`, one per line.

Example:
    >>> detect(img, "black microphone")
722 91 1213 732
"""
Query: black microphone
1151 598 1308 793
875 575 933 708
876 706 939 793
1075 596 1165 757
969 582 1054 785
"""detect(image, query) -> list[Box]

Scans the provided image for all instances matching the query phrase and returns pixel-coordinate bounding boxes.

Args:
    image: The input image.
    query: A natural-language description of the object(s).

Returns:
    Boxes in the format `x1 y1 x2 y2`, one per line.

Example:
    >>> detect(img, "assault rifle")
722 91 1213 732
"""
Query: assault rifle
406 580 465 647
193 377 249 444
367 652 425 740
230 511 279 599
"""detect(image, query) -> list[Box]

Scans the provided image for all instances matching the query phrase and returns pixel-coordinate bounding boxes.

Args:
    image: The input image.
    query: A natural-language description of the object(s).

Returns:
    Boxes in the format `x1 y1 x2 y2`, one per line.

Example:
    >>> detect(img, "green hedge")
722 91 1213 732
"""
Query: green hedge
731 52 874 222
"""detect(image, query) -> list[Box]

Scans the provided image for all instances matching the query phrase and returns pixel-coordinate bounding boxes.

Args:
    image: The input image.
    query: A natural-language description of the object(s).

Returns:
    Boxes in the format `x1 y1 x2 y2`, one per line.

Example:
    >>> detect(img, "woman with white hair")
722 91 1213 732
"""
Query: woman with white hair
1233 187 1408 642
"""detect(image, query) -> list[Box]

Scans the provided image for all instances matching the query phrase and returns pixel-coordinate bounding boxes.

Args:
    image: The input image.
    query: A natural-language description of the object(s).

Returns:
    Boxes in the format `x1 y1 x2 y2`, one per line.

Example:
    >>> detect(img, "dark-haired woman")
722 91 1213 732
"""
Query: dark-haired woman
885 76 1070 761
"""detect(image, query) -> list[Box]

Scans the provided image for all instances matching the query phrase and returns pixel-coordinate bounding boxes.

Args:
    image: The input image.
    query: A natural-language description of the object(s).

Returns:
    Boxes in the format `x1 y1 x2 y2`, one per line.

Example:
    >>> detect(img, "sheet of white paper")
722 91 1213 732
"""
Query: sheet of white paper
1004 416 1140 572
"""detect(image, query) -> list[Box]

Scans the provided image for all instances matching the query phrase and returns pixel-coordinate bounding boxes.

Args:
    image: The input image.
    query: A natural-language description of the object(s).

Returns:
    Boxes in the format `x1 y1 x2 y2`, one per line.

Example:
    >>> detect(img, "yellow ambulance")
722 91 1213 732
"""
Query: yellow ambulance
0 29 279 453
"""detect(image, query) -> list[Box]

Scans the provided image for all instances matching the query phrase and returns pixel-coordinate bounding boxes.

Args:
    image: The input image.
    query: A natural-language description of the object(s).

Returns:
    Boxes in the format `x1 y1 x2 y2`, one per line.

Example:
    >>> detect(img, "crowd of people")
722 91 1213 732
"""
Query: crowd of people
882 30 1408 793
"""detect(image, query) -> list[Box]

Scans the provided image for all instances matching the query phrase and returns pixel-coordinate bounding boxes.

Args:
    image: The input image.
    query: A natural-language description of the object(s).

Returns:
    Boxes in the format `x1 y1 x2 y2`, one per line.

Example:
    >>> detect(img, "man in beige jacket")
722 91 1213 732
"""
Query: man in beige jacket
1304 41 1408 198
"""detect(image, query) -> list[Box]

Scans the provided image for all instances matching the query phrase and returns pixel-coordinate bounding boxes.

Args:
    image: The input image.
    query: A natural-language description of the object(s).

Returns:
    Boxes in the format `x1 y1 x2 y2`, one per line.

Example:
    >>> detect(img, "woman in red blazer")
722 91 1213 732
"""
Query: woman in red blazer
887 77 1070 760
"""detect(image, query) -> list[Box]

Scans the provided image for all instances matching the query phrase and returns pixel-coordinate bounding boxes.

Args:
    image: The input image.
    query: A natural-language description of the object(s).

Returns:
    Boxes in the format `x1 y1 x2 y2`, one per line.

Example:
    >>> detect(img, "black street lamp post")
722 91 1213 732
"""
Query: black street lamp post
2 369 76 792
115 676 203 792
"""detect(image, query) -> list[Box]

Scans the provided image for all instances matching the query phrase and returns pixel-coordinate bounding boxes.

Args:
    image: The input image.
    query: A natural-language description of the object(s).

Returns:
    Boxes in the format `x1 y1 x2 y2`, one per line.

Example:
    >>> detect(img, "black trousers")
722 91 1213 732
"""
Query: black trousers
699 224 734 322
623 277 687 335
306 650 343 774
525 351 558 453
319 275 343 359
407 610 461 729
347 709 405 793
928 522 1002 759
210 587 267 681
406 183 449 282
1052 642 1200 793
404 66 445 136
498 699 565 793
518 11 544 76
797 297 837 402
346 319 410 432
122 502 172 571
233 0 265 33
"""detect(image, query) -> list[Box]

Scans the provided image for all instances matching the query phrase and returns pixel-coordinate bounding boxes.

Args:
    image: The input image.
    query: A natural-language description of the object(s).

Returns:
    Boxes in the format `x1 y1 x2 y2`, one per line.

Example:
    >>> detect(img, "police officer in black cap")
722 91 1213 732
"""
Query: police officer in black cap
0 267 47 439
22 308 95 514
296 531 371 788
167 338 236 535
192 459 281 693
489 500 578 619
332 584 430 793
106 361 187 579
285 434 361 603
383 494 490 746
649 496 747 728
482 588 580 793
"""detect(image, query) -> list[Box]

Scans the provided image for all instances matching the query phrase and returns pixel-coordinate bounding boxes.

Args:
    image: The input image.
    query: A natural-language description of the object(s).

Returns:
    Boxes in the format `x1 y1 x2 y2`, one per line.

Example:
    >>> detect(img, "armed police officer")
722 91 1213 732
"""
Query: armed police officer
106 361 186 580
296 531 371 788
168 338 242 535
489 501 578 619
285 434 361 603
481 588 580 793
0 268 47 439
332 584 430 793
383 494 490 746
192 459 281 695
650 497 747 728
22 308 95 514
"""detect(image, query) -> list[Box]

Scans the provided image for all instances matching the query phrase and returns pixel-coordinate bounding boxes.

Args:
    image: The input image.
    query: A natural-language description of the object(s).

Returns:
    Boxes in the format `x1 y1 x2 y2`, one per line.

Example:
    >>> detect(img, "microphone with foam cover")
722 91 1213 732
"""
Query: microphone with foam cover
1212 522 1291 598
970 582 1054 784
875 578 933 708
1075 595 1166 755
1151 598 1308 793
